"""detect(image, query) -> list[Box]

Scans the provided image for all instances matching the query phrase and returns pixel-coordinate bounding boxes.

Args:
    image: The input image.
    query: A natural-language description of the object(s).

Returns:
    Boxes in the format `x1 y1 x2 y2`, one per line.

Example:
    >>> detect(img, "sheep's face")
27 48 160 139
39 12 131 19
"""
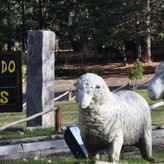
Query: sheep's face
148 73 164 100
75 80 101 109
75 73 109 109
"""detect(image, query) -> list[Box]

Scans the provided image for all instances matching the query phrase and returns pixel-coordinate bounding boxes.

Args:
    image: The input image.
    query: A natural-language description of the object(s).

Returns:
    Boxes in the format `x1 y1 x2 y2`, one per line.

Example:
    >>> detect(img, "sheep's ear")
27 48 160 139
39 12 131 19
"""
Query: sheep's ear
95 85 101 89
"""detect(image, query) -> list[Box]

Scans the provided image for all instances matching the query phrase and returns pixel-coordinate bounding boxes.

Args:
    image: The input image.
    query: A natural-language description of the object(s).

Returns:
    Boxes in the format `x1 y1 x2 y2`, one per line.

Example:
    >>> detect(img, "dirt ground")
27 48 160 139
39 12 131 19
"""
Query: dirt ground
55 62 160 92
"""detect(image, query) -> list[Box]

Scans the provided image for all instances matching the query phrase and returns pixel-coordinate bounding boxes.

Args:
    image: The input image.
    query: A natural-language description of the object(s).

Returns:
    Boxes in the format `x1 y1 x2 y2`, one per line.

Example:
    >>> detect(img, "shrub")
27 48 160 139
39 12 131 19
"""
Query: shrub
128 59 144 90
128 59 144 81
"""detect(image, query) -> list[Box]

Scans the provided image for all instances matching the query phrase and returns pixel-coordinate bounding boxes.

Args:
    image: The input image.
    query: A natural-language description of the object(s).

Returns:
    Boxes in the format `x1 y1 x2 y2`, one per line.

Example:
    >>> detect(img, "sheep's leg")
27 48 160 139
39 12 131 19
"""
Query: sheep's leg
110 134 123 162
89 151 100 161
138 129 153 161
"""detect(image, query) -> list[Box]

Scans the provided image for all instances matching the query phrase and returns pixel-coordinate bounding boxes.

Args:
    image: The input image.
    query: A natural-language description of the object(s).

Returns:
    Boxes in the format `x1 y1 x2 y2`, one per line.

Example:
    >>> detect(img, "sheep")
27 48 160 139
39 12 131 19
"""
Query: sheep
75 73 152 162
148 62 164 100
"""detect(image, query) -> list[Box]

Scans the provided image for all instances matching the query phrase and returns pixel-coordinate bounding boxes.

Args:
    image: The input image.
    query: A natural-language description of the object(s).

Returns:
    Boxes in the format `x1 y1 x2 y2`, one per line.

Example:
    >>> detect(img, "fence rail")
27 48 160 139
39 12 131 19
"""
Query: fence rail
0 84 163 131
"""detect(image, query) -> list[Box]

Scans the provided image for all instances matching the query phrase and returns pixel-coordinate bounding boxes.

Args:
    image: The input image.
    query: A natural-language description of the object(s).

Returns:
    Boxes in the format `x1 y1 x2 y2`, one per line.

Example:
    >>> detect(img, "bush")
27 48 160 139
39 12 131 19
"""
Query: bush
128 59 144 81
128 59 144 90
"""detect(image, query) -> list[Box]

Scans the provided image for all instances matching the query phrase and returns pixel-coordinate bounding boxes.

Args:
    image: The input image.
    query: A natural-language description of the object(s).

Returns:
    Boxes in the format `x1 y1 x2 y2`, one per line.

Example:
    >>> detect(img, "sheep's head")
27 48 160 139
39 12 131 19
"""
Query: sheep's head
148 62 164 100
75 73 109 109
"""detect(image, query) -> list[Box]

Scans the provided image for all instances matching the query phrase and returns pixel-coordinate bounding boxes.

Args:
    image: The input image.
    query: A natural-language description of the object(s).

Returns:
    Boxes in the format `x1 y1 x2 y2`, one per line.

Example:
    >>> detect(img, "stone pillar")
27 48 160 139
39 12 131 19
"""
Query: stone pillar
26 30 55 127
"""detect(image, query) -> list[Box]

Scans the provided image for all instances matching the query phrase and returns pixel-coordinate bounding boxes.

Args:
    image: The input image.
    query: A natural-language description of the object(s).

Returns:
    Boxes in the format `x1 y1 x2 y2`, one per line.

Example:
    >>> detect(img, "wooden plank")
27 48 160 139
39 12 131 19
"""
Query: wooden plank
0 144 22 155
0 139 70 160
0 148 71 161
0 134 64 145
0 139 68 155
22 140 67 152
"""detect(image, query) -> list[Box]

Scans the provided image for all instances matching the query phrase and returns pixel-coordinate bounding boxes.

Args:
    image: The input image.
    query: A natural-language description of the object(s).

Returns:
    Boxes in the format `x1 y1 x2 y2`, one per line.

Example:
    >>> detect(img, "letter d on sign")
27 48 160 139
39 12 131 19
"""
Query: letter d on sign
1 60 7 74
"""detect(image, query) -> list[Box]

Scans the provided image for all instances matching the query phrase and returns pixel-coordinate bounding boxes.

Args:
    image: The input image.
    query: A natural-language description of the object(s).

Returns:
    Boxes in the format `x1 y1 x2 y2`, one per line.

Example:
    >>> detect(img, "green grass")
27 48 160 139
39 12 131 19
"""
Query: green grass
137 89 164 124
0 110 56 140
0 127 55 140
0 111 26 128
2 148 164 164
0 101 79 140
55 101 79 125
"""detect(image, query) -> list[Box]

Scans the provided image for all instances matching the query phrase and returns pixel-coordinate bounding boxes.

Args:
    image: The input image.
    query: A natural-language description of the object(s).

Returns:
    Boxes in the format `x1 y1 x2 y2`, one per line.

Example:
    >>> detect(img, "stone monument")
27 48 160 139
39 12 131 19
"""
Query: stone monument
26 30 55 127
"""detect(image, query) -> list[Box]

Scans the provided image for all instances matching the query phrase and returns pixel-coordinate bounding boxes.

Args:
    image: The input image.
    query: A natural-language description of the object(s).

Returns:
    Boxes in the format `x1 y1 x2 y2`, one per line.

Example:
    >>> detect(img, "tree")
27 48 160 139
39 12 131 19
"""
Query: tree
0 0 22 50
0 0 163 64
143 0 152 63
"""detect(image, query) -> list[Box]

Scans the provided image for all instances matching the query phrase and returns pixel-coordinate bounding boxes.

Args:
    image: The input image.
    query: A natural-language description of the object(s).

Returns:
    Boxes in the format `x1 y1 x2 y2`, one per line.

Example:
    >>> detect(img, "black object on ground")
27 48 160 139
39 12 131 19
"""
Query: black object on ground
64 125 88 158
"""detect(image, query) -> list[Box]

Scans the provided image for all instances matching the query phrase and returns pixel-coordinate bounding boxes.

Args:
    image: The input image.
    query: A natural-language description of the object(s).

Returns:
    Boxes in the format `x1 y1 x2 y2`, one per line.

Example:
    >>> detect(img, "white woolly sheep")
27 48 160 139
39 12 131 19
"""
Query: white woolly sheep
148 62 164 100
75 73 152 162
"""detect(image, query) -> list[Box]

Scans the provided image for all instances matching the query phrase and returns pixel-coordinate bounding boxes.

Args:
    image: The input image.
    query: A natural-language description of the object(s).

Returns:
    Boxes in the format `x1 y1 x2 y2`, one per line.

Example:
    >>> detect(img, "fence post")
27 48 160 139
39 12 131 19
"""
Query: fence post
68 91 72 101
55 106 62 132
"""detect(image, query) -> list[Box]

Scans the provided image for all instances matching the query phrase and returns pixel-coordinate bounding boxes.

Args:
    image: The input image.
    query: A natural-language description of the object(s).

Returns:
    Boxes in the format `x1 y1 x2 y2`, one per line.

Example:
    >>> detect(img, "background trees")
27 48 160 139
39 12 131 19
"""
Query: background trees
0 0 163 63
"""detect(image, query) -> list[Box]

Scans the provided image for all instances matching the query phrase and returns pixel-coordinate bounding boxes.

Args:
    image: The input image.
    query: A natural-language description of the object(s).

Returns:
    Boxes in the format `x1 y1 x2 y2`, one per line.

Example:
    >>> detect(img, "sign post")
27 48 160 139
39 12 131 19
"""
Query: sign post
0 52 22 112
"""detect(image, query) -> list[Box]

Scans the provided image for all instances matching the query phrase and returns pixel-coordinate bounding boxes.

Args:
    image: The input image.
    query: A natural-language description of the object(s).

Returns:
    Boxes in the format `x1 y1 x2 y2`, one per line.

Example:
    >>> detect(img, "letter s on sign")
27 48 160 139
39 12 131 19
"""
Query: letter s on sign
0 91 9 104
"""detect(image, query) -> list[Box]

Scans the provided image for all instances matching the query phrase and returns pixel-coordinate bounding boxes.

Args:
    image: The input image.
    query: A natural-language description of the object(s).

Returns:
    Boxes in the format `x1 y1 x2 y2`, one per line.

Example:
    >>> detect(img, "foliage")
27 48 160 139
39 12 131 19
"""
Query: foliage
0 0 163 62
128 59 144 80
55 67 86 78
55 67 103 77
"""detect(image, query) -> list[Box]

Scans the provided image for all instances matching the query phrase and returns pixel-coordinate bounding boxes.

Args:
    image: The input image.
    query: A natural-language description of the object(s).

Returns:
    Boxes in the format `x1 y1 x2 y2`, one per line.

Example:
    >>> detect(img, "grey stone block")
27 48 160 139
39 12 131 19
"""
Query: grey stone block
26 30 55 127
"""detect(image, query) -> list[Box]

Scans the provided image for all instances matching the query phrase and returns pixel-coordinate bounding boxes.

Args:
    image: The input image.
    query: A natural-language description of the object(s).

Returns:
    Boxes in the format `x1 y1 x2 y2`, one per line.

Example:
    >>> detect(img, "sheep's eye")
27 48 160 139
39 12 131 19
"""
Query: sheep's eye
96 85 101 89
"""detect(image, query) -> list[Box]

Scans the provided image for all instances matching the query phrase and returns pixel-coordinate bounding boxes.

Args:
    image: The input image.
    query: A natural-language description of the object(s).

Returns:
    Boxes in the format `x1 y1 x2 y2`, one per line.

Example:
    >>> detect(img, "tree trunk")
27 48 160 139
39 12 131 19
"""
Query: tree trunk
143 0 152 63
38 0 49 29
135 9 142 59
120 42 127 66
39 0 43 29
21 0 26 50
7 1 12 51
81 43 89 62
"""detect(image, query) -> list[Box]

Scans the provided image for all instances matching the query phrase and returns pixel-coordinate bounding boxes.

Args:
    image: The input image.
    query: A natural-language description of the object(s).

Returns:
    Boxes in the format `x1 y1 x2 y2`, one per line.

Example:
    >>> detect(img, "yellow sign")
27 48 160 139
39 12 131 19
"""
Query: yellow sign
0 52 22 112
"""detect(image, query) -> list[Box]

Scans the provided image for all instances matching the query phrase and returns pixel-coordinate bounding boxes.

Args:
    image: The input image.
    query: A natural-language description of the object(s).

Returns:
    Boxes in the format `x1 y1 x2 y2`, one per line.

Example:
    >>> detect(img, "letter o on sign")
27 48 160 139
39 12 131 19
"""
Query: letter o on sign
8 60 16 73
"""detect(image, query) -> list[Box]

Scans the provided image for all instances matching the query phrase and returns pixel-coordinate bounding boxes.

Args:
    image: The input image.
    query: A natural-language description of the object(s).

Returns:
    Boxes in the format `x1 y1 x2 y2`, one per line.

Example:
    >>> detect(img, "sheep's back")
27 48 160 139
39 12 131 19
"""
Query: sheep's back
115 90 151 144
